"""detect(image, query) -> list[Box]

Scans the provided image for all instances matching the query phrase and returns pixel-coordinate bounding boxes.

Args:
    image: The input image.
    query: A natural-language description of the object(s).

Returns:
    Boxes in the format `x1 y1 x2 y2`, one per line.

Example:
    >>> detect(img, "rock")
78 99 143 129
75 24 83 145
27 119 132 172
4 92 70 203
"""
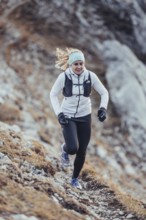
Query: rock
119 211 124 215
96 146 107 158
126 213 134 219
0 153 12 165
11 214 38 220
100 40 146 158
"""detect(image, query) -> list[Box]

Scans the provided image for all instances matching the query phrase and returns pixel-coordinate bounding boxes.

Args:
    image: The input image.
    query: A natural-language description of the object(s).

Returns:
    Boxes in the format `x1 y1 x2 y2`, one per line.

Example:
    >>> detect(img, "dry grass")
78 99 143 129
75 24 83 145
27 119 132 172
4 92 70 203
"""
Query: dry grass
0 131 55 176
109 182 146 217
81 162 98 180
0 173 83 220
0 103 21 123
81 161 105 181
0 129 85 219
81 162 146 218
118 194 146 216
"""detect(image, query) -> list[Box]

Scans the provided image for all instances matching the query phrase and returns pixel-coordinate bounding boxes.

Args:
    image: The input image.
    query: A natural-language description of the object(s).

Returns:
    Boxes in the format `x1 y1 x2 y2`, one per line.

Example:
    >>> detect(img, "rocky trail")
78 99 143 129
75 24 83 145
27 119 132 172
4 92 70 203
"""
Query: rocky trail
0 123 145 220
54 170 146 220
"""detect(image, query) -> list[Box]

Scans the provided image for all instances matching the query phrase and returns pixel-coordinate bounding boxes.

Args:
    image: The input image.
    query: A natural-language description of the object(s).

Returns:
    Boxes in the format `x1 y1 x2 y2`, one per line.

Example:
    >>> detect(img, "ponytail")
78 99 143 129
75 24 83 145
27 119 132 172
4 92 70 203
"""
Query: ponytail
55 48 82 70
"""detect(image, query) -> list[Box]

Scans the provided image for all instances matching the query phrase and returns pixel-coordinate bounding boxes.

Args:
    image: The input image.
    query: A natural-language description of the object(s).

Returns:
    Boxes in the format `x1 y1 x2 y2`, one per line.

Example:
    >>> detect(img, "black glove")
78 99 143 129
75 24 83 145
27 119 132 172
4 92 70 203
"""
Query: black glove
58 112 68 125
97 107 107 122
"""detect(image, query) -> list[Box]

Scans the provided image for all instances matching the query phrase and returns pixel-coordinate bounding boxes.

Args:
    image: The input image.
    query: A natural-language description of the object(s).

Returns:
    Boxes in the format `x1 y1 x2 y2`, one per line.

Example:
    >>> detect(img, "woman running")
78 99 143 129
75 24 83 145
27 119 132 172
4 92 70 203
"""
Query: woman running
50 48 109 189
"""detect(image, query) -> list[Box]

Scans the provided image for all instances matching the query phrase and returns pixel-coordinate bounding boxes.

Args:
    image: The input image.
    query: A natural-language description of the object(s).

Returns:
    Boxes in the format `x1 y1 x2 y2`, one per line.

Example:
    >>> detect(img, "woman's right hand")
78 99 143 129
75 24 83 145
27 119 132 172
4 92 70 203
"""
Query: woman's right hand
58 112 68 125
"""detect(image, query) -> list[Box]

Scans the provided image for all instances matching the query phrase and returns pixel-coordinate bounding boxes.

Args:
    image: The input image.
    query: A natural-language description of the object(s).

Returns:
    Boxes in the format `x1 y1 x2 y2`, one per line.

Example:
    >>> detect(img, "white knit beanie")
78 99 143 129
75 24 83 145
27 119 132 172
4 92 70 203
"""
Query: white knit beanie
68 51 85 65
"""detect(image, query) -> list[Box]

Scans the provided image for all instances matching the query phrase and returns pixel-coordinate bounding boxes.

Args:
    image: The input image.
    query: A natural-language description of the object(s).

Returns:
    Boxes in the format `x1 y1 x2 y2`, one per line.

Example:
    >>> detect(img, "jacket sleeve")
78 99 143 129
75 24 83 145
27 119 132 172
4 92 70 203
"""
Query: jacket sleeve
90 72 109 109
50 73 65 116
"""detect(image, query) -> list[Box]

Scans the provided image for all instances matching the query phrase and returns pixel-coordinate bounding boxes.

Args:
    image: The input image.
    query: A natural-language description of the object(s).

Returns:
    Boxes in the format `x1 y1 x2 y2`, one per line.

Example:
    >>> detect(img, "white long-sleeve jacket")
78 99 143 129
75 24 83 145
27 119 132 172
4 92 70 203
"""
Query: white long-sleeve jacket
50 67 109 118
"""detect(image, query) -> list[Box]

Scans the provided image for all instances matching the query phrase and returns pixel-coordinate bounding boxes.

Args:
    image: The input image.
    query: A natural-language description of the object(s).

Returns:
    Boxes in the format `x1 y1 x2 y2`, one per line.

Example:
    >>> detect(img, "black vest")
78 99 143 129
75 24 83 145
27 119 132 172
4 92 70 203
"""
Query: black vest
63 72 91 97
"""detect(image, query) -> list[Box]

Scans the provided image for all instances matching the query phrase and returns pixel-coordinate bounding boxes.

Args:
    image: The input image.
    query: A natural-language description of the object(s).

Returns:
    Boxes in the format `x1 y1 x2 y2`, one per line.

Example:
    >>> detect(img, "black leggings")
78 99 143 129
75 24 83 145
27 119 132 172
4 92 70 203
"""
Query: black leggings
62 114 91 178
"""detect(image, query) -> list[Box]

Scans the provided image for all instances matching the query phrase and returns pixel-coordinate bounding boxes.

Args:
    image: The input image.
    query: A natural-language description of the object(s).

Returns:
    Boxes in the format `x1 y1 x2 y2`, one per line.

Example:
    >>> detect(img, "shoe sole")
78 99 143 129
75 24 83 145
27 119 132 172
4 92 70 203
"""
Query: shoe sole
71 185 82 190
61 162 70 167
61 151 70 167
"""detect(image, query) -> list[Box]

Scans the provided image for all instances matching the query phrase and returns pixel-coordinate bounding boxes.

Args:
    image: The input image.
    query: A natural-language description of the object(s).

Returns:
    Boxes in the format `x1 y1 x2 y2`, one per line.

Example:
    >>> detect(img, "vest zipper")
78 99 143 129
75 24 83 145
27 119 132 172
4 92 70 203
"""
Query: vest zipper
74 76 81 117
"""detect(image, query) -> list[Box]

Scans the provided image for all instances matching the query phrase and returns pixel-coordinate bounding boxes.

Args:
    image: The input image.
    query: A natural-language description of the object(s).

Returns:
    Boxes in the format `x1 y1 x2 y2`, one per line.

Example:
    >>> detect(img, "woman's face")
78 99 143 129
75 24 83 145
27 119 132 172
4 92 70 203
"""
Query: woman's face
71 60 85 75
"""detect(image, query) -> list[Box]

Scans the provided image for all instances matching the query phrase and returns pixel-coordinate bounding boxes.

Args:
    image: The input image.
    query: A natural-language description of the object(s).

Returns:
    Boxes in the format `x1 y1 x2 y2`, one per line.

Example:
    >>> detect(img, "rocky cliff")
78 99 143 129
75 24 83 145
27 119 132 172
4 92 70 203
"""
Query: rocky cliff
0 1 146 220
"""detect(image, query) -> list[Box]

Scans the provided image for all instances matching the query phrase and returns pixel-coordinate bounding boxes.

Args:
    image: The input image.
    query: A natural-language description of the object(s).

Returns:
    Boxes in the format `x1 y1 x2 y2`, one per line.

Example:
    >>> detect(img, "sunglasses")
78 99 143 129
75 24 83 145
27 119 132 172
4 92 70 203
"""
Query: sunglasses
73 62 84 66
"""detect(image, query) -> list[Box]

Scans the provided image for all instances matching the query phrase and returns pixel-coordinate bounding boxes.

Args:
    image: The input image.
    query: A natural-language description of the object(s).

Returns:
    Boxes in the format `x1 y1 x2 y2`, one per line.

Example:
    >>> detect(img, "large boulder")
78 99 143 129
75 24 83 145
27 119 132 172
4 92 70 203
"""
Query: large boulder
99 40 146 158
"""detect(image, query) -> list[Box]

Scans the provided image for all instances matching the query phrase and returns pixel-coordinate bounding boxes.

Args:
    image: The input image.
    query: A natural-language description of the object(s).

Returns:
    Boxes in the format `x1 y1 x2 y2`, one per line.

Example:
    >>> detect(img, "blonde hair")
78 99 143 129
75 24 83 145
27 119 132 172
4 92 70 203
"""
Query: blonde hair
55 48 82 70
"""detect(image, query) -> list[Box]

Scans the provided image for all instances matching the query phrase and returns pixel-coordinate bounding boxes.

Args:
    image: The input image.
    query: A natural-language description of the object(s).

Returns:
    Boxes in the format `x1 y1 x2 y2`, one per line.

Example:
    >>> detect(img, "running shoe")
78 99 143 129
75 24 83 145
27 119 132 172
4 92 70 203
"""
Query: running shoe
70 178 82 189
61 144 70 167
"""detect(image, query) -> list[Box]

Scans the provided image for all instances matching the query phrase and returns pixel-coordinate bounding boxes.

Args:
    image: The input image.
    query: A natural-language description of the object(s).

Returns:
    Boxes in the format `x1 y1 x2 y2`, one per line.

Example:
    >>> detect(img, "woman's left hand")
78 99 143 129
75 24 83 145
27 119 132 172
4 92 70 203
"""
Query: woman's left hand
97 107 107 122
